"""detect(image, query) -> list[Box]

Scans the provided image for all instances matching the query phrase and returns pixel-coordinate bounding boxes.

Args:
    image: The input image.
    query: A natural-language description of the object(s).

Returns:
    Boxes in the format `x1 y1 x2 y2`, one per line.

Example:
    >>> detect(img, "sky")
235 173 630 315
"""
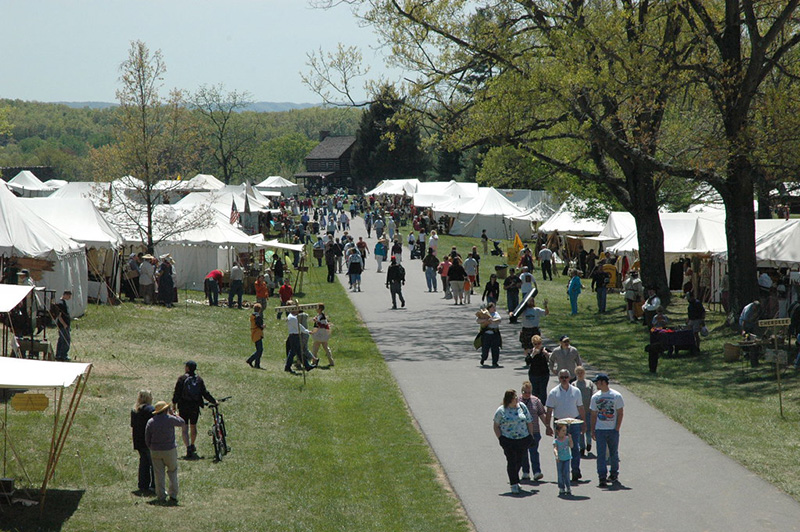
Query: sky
0 0 394 104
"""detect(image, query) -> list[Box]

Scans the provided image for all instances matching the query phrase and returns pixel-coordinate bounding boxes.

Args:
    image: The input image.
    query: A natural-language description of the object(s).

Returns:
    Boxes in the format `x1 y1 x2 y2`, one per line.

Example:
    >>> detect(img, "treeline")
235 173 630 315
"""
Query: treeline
0 99 362 183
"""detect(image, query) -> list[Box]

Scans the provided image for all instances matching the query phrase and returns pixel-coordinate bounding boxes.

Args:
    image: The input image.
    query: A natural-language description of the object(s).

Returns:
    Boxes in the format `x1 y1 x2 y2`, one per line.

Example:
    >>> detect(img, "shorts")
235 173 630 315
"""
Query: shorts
520 327 541 349
178 406 200 425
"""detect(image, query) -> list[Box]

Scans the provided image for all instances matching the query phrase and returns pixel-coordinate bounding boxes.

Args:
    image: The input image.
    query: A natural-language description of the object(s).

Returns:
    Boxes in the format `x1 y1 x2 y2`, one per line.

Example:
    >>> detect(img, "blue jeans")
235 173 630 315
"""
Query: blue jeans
596 287 607 313
481 330 500 365
425 267 438 291
247 339 263 367
228 280 243 308
579 416 593 450
566 423 582 475
595 429 620 480
56 326 71 360
557 460 571 490
506 290 519 315
137 448 154 491
521 432 542 475
205 278 219 306
569 293 579 314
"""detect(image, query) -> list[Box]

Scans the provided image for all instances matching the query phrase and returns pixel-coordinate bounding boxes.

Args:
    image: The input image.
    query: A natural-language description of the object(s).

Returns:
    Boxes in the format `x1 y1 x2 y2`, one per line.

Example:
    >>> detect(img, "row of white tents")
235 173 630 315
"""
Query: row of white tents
367 179 557 240
0 172 300 316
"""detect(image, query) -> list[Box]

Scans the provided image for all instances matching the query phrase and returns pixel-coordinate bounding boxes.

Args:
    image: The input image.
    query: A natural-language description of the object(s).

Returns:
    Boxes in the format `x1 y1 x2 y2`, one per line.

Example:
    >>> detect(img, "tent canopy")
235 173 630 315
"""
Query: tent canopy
586 212 637 243
0 285 33 313
366 179 420 196
0 357 91 388
538 200 605 236
255 176 299 195
21 198 123 249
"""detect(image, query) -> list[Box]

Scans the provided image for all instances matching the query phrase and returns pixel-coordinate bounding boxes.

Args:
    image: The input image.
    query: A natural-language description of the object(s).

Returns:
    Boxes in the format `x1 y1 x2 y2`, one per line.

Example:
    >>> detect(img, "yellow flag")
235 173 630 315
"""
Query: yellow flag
513 232 524 252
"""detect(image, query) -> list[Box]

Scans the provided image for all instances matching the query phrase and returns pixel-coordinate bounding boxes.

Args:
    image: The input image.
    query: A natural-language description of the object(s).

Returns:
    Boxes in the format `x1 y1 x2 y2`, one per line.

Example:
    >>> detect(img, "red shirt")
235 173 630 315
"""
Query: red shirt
206 269 223 288
278 284 293 303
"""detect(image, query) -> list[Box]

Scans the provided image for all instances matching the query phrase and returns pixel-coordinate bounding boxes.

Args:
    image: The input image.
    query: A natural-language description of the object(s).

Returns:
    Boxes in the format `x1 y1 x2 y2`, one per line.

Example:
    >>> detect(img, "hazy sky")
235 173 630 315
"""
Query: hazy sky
0 0 393 104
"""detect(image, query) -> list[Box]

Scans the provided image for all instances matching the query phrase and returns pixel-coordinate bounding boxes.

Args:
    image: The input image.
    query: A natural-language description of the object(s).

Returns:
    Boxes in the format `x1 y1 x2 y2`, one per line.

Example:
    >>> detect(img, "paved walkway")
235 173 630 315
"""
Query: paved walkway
338 216 800 531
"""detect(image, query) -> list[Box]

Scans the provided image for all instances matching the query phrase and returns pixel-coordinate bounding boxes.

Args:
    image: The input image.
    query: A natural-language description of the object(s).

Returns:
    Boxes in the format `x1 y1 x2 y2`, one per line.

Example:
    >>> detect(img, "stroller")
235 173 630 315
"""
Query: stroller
490 240 504 256
410 242 423 260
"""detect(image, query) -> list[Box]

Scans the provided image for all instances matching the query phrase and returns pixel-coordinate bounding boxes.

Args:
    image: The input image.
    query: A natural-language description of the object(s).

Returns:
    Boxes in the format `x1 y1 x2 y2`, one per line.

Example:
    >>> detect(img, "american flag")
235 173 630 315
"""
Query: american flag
230 198 240 224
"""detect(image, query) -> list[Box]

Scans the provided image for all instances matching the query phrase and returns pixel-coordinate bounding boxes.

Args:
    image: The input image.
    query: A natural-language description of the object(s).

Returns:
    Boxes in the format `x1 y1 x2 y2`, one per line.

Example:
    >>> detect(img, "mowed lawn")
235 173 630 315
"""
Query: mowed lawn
438 232 800 501
2 264 471 532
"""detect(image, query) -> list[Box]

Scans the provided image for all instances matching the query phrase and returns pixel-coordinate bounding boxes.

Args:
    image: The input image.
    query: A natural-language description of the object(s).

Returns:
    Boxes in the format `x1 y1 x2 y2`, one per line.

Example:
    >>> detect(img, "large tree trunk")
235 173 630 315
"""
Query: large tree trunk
719 157 759 321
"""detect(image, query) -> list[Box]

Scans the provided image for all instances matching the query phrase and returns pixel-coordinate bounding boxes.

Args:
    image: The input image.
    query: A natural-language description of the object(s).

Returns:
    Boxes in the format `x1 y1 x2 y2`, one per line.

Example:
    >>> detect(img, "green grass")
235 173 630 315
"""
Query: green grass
438 231 800 500
2 264 471 532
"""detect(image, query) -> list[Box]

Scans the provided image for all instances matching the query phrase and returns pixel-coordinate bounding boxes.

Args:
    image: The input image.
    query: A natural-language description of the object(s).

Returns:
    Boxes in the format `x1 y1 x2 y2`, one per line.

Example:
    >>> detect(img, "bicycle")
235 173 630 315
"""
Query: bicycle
205 396 231 462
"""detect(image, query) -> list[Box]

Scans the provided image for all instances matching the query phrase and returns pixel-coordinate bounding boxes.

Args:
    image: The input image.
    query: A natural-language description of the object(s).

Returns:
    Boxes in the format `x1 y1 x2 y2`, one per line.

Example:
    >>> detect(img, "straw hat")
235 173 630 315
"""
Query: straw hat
153 401 170 414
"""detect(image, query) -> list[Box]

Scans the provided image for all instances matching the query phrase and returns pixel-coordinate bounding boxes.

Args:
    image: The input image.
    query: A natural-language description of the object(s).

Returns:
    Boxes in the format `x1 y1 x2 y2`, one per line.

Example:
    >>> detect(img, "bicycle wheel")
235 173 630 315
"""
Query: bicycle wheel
218 413 230 454
211 418 223 461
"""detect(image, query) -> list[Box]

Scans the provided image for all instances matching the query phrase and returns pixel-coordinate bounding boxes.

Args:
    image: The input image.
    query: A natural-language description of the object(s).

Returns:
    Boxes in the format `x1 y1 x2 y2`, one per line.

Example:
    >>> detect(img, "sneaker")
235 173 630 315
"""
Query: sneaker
533 473 544 481
586 443 592 452
167 497 179 506
511 484 520 494
521 473 531 481
565 489 572 495
609 474 618 482
571 473 580 482
599 478 608 487
559 489 565 496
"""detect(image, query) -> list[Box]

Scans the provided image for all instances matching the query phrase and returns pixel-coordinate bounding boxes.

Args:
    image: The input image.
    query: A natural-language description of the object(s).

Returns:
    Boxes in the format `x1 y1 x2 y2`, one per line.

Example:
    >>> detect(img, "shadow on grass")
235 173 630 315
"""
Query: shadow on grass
1 489 84 531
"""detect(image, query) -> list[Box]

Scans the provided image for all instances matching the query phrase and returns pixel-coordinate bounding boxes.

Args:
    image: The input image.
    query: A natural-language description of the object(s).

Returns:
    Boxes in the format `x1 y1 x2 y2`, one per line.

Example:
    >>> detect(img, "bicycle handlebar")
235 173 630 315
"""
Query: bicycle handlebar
205 396 232 407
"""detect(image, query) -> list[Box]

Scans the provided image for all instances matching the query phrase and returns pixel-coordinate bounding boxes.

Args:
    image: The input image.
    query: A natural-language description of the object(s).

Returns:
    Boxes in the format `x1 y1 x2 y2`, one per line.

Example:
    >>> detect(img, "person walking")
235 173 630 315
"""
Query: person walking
591 265 610 313
171 361 216 459
311 304 334 367
549 335 584 380
590 373 625 486
54 290 72 362
538 246 553 281
574 366 596 456
545 369 586 483
527 335 551 405
504 268 521 323
422 248 439 292
285 302 316 374
324 242 337 283
553 421 573 496
254 274 269 309
477 302 502 366
386 256 406 309
519 297 549 362
493 389 534 495
519 381 552 483
246 303 265 368
145 401 186 505
567 269 583 315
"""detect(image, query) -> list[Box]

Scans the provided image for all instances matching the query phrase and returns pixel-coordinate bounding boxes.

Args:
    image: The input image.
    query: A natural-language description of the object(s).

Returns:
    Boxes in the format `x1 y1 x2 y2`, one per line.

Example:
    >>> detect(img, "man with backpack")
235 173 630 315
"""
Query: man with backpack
386 256 406 309
172 361 216 459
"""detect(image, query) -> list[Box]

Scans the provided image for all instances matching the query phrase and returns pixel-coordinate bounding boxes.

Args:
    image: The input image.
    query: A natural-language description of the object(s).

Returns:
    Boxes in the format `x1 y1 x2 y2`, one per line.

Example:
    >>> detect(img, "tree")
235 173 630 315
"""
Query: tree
111 41 204 252
191 84 255 184
247 133 317 179
350 84 427 188
339 1 693 301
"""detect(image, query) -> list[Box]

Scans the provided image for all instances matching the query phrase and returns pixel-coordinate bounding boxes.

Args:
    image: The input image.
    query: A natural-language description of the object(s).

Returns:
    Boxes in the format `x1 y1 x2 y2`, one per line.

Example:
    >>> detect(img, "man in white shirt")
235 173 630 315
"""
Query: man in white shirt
545 369 586 482
538 247 553 280
519 267 536 301
139 255 156 304
228 262 244 309
284 303 315 374
590 373 625 486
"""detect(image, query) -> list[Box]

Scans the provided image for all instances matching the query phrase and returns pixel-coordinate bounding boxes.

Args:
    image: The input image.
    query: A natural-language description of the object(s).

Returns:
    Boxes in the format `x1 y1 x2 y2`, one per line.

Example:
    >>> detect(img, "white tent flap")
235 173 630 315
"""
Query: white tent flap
0 357 91 388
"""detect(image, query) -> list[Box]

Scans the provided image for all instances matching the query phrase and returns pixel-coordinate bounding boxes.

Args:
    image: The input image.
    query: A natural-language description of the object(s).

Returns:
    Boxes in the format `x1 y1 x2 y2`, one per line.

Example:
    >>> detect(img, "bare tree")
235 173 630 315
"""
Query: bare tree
191 84 255 184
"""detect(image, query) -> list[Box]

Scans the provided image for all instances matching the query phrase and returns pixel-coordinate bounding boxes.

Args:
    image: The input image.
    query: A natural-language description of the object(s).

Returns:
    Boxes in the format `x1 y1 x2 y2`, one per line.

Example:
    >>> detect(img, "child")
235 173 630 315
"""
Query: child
553 422 573 496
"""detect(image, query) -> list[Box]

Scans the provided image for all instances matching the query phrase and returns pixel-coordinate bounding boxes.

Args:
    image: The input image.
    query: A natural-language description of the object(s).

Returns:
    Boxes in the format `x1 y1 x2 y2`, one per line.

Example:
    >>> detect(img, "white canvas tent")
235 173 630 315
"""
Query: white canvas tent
366 179 420 196
716 219 800 268
0 185 88 316
585 212 637 247
539 200 605 236
435 187 526 239
21 199 124 302
42 179 68 190
505 202 557 240
7 171 53 198
255 176 299 195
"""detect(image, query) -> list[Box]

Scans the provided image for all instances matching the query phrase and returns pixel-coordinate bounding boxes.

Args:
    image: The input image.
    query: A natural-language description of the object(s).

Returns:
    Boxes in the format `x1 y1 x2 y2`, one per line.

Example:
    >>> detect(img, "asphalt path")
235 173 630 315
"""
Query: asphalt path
337 215 800 532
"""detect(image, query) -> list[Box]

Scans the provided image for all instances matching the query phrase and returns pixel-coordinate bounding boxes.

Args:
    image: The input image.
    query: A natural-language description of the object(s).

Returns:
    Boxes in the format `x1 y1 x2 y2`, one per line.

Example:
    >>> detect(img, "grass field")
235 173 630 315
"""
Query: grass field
2 264 471 532
438 232 800 500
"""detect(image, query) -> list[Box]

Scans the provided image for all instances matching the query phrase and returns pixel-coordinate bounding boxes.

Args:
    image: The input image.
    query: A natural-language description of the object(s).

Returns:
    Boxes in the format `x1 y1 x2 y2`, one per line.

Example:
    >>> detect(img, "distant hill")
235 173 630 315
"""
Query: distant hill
56 101 321 112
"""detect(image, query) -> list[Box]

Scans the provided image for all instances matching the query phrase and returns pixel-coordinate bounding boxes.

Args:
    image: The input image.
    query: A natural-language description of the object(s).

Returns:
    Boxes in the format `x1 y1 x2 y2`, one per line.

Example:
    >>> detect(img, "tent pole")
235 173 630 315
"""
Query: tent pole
40 366 90 509
41 386 64 504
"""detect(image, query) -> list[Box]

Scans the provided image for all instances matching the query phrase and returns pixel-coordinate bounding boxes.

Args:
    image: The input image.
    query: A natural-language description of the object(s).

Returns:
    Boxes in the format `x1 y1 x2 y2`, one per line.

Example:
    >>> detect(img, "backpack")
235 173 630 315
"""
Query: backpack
182 374 202 402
